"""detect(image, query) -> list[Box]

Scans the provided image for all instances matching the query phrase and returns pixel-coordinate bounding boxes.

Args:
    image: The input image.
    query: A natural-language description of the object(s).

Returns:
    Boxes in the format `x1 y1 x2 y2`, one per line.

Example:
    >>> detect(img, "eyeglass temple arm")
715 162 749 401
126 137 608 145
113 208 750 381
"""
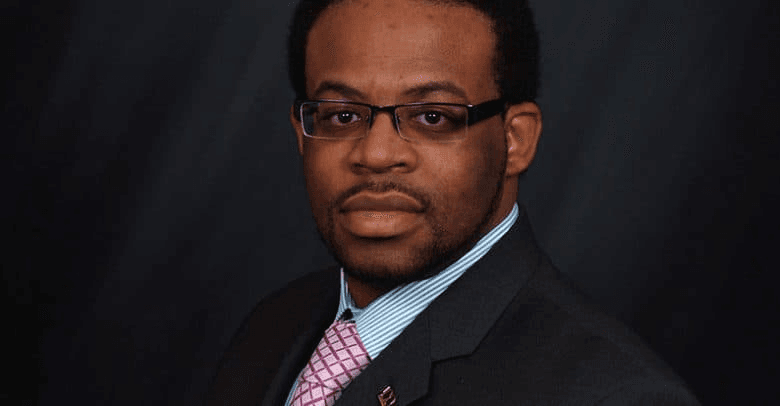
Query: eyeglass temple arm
467 99 507 125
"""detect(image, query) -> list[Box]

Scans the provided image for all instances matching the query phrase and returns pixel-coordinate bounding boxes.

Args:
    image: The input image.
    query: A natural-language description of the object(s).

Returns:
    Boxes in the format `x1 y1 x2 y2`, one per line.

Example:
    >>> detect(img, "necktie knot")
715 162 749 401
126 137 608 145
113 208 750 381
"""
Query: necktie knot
292 320 370 406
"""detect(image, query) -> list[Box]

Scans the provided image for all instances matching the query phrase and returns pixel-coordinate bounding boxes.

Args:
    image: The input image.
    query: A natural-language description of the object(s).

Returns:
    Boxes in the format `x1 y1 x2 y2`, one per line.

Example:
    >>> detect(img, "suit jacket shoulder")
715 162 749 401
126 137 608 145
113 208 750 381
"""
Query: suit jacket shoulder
428 251 702 405
207 268 340 406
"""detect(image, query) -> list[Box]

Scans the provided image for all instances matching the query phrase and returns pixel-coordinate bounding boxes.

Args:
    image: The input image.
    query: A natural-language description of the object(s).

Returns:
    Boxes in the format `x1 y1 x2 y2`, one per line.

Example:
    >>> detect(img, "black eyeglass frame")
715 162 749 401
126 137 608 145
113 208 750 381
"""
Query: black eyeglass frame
293 98 506 140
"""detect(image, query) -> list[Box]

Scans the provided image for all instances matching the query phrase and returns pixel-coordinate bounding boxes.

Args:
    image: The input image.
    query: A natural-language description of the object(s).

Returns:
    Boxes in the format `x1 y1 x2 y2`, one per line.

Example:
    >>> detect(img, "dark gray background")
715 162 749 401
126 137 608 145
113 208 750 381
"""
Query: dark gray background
5 0 778 404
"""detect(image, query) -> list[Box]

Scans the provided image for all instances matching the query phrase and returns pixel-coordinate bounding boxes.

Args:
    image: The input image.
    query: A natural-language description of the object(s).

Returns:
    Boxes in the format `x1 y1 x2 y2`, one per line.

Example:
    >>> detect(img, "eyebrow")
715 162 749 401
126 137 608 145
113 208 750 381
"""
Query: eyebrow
312 81 366 100
402 82 469 101
311 80 470 103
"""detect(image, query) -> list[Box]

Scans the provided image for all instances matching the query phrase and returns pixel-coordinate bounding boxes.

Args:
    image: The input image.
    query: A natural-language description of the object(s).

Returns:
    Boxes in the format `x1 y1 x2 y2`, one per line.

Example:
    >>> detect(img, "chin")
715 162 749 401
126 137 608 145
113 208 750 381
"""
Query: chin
340 252 447 291
326 224 486 292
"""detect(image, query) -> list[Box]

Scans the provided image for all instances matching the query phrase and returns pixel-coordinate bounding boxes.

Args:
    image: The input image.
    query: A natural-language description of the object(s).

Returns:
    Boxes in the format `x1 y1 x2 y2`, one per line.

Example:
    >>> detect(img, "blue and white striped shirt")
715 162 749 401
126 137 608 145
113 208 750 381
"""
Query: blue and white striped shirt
284 203 519 405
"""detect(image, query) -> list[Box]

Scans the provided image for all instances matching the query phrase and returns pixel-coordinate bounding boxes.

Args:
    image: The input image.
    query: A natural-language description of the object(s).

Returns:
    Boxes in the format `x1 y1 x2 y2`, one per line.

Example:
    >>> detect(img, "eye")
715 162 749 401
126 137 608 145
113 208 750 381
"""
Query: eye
319 109 361 127
331 111 359 125
401 104 467 138
421 111 443 125
412 108 458 128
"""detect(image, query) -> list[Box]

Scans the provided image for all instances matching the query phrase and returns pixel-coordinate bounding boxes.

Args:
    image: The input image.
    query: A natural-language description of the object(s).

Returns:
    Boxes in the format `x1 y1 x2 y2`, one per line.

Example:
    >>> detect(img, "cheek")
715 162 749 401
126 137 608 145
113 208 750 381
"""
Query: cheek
424 141 503 208
303 145 346 208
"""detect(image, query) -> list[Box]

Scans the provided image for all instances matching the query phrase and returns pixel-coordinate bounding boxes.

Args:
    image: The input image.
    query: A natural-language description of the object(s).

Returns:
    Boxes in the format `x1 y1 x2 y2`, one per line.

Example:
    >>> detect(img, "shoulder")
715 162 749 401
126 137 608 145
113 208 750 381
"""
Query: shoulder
417 211 700 404
228 267 340 349
428 245 700 405
492 260 700 404
207 268 341 405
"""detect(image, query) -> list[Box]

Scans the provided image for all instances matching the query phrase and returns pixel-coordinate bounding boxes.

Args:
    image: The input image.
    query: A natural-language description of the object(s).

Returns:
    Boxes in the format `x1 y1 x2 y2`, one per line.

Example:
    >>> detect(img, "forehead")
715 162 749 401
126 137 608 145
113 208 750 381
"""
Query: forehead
305 0 498 103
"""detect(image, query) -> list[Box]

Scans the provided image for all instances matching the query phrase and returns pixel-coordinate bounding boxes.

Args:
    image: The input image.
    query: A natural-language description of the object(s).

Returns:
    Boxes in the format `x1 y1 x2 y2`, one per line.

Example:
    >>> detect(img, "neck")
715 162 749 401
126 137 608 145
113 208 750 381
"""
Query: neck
346 276 391 308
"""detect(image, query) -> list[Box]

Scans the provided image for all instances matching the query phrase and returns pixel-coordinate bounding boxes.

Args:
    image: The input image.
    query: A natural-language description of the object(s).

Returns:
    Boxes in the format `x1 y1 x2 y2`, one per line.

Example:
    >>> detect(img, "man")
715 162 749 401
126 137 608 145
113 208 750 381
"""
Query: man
208 0 701 405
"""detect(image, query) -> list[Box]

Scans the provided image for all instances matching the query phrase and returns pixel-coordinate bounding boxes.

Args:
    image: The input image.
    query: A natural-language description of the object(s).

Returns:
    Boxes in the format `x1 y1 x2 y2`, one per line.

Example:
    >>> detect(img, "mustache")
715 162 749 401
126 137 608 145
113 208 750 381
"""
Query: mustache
333 181 431 211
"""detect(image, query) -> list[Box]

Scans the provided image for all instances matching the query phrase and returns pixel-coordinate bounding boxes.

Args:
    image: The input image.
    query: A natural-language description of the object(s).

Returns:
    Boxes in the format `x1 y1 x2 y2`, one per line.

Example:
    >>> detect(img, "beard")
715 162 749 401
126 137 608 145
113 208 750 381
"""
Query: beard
313 153 507 293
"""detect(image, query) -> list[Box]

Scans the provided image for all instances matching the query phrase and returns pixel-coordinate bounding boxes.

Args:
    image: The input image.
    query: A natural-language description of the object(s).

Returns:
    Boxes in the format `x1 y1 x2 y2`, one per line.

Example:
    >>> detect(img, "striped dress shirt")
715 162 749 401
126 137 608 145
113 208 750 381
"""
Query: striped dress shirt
285 203 519 405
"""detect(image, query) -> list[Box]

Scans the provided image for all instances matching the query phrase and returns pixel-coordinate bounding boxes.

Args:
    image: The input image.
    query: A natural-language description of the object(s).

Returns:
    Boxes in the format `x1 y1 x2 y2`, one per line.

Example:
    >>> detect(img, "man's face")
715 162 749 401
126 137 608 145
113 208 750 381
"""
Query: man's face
294 0 515 289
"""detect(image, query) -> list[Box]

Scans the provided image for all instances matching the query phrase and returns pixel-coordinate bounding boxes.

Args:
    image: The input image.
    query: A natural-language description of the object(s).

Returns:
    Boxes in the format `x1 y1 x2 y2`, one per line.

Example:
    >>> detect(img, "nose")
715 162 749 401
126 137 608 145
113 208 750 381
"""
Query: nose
348 110 417 174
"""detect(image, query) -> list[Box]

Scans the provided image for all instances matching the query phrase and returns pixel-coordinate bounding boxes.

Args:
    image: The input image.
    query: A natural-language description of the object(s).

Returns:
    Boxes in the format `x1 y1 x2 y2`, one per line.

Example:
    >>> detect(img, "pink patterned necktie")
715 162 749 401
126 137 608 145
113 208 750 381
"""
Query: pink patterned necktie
291 320 371 406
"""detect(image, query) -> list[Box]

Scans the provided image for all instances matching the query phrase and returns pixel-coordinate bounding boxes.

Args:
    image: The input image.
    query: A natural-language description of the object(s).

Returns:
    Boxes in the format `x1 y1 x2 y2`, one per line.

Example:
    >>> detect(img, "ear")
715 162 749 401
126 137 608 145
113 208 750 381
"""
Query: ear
503 101 542 177
290 104 305 156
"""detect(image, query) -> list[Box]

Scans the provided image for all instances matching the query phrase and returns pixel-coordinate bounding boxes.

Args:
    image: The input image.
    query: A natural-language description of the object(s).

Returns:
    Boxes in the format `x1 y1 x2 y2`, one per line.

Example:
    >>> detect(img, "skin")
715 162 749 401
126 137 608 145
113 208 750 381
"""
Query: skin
290 0 543 308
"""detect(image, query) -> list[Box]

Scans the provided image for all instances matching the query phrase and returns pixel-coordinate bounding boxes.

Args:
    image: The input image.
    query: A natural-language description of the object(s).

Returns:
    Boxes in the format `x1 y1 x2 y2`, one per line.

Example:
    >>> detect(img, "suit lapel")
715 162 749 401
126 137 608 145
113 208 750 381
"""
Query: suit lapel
208 268 341 406
336 312 432 406
428 210 543 362
225 268 339 406
335 209 544 406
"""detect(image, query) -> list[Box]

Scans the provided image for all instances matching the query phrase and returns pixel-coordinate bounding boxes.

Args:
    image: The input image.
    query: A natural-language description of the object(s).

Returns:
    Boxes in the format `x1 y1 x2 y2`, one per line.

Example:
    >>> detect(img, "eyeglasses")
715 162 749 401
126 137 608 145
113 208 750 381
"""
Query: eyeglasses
293 98 505 142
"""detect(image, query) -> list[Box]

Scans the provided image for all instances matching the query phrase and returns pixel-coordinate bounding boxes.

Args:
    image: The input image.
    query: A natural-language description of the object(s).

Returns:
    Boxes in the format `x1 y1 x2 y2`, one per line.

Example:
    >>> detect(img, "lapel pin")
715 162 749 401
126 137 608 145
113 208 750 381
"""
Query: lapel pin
377 385 397 406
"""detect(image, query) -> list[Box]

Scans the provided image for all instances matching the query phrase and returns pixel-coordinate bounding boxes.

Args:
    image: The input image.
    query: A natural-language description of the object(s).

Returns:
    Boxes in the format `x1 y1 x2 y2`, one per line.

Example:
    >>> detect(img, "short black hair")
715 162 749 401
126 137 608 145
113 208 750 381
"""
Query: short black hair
287 0 540 105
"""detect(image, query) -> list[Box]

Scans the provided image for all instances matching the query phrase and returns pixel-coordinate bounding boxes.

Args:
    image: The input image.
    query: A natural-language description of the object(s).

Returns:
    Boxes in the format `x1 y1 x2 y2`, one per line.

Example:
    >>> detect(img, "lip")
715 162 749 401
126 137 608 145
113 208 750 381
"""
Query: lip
341 192 425 213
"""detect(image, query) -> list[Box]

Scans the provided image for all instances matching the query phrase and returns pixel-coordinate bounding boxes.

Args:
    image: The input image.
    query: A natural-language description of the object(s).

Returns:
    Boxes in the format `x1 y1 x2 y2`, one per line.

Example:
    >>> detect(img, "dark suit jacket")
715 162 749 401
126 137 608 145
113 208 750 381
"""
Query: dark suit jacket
208 208 701 405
